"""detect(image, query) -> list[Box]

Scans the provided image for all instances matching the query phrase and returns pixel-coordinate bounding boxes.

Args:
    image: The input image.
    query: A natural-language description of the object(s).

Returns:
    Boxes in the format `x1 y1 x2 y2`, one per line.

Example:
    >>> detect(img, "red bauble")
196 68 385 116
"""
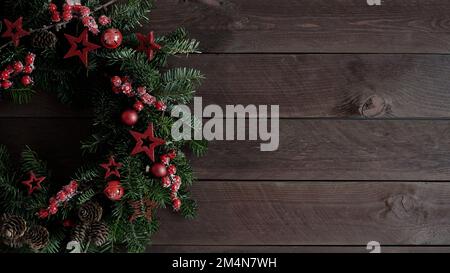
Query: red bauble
1 80 12 89
21 75 33 86
104 181 125 201
101 28 123 49
151 163 167 177
121 109 138 126
13 61 24 73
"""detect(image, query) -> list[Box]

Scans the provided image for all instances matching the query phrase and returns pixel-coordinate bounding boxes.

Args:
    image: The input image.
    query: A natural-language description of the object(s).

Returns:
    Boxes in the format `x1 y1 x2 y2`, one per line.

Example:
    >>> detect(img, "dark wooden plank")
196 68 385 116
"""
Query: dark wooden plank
153 181 450 245
170 54 450 118
4 54 450 118
147 245 450 253
2 118 450 181
151 0 450 53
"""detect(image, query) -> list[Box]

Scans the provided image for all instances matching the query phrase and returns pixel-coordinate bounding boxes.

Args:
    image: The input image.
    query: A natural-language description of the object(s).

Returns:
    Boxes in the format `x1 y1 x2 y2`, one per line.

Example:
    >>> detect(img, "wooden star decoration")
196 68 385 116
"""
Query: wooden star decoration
1 17 30 47
64 28 101 67
129 123 165 162
100 156 123 179
136 31 162 61
22 171 46 195
129 199 157 222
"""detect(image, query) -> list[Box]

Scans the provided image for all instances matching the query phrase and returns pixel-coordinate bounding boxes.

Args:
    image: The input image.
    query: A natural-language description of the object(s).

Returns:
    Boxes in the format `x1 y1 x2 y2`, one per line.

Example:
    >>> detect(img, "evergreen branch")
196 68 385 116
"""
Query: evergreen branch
20 146 48 177
109 0 153 31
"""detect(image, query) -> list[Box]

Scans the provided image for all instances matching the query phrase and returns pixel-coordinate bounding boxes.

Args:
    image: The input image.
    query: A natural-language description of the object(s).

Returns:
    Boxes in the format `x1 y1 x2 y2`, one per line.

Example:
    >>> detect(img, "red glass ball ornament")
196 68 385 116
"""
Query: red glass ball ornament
21 75 33 86
104 181 125 201
151 163 167 177
121 109 138 126
101 28 123 49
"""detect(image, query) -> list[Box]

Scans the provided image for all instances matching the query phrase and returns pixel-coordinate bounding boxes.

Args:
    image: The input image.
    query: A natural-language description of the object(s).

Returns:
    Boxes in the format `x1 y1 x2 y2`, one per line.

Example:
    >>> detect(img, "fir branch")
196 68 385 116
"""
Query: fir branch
156 68 203 103
20 146 49 177
109 0 153 31
5 88 36 105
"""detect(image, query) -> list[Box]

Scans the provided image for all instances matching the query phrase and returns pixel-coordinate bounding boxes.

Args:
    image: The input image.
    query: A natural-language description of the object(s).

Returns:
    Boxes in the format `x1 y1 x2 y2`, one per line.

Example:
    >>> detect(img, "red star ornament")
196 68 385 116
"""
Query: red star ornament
129 123 165 162
100 156 123 179
136 31 162 61
22 171 46 195
2 17 30 47
64 28 101 67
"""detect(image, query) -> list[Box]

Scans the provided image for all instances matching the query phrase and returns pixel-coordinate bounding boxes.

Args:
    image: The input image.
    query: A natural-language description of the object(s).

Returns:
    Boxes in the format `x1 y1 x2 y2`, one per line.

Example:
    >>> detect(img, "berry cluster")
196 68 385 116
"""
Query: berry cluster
111 76 167 112
49 1 111 35
150 150 182 211
38 180 79 219
0 53 35 90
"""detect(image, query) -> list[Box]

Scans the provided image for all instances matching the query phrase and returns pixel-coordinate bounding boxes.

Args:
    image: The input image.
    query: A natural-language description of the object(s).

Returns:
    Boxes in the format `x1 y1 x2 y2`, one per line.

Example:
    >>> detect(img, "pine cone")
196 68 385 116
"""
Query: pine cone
23 225 49 250
78 202 103 223
0 214 27 240
2 237 24 248
31 30 58 49
89 222 109 246
72 223 89 243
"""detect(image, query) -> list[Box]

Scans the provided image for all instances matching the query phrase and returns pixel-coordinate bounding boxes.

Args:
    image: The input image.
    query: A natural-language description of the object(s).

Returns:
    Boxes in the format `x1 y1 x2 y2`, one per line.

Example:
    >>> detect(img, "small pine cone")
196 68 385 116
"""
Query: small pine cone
23 225 49 250
72 223 89 243
0 214 27 240
31 30 58 49
78 202 103 223
89 222 109 246
2 237 24 248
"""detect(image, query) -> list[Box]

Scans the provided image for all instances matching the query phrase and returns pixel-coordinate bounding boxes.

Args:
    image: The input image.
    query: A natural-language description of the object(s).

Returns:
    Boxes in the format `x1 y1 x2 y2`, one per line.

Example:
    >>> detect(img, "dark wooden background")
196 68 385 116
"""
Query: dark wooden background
3 0 450 252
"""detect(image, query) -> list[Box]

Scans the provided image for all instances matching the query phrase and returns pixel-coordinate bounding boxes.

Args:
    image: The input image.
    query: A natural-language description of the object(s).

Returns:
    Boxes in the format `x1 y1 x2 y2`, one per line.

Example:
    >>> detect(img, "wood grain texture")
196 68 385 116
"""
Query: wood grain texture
152 181 450 245
151 0 450 53
170 54 450 118
2 118 450 181
147 245 450 253
4 54 450 118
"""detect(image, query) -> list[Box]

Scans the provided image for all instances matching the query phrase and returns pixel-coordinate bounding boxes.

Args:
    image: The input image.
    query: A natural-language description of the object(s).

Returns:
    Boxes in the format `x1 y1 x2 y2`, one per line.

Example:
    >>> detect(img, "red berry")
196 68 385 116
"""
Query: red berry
63 11 73 22
51 12 61 22
49 197 57 206
121 82 132 94
171 181 181 193
121 109 138 126
23 65 34 74
38 209 49 219
155 101 167 111
63 4 73 12
160 154 170 165
111 76 122 87
1 80 12 89
21 75 33 86
141 93 156 105
161 176 171 188
172 175 181 185
168 150 177 159
121 76 130 83
172 198 181 211
80 6 91 16
98 15 111 26
5 65 14 74
69 180 78 191
25 53 36 65
151 163 167 177
56 190 67 202
133 101 144 112
49 204 58 215
49 3 58 12
1 70 10 80
112 86 121 94
167 165 177 175
137 86 147 96
13 61 24 73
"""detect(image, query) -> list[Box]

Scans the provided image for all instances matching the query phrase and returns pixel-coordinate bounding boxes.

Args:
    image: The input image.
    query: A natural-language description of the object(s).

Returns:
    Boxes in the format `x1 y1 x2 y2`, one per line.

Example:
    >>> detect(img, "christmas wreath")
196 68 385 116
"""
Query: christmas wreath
0 0 206 253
